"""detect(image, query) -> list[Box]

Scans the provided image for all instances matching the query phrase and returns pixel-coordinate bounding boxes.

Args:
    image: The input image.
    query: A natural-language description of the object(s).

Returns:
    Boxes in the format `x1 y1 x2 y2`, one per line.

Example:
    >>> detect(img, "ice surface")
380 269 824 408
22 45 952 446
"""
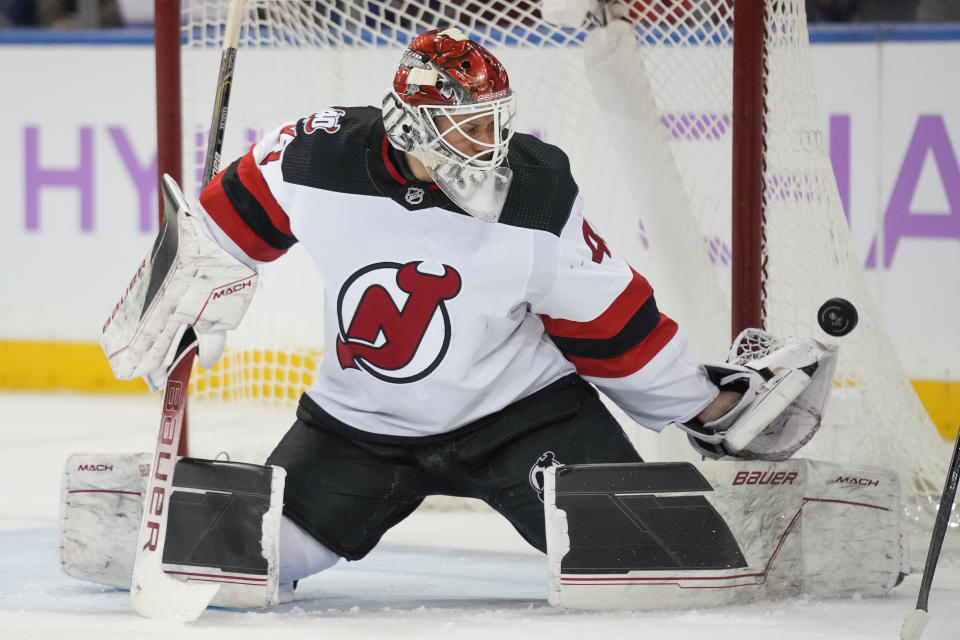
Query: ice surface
2 392 959 639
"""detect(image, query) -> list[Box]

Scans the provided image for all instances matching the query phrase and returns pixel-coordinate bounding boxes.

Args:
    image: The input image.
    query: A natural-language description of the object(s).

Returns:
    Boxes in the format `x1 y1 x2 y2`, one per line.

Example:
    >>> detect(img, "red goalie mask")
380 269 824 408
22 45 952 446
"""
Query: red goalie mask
382 28 518 223
392 28 512 107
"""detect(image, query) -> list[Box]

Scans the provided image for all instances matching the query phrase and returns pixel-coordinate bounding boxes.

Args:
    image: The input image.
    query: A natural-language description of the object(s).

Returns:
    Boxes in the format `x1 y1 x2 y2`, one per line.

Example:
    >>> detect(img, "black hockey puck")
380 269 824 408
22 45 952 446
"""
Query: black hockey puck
817 298 858 337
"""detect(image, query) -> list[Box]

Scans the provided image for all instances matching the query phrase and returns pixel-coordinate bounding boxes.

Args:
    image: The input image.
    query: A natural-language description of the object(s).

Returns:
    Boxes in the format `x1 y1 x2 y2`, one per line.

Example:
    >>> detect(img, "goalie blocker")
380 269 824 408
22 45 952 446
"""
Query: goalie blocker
544 460 906 611
100 174 258 391
60 454 285 609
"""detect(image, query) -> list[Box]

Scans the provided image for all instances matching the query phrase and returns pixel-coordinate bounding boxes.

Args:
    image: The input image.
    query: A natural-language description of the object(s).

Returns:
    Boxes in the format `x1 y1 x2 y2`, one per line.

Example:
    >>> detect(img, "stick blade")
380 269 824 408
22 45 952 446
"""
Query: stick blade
131 553 220 622
901 608 929 640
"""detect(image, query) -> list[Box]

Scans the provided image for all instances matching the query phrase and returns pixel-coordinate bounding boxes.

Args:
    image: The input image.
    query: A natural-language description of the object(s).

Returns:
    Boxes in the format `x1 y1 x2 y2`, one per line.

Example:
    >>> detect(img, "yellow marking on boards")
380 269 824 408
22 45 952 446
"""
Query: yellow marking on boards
1 341 956 440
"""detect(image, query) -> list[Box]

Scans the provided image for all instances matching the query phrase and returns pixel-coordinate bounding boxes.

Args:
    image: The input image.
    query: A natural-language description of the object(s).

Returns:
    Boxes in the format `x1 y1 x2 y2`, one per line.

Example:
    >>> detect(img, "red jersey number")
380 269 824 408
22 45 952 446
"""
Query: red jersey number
582 220 611 264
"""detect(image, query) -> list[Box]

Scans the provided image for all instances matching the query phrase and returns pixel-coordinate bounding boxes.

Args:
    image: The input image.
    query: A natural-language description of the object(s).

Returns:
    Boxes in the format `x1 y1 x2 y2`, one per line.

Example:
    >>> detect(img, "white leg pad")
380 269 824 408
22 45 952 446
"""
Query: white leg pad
60 453 288 609
60 453 151 589
545 458 904 610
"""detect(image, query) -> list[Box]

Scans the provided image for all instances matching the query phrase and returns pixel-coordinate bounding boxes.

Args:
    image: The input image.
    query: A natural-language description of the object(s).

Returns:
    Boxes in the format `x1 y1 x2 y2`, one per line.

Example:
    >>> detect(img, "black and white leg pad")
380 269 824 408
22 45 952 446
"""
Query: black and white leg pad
544 460 905 611
60 454 284 609
163 458 285 608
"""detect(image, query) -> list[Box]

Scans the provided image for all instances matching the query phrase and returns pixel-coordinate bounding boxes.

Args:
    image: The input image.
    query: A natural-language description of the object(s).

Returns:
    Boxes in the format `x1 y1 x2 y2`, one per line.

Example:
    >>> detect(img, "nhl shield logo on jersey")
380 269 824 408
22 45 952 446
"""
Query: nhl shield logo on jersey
405 186 425 205
336 261 462 383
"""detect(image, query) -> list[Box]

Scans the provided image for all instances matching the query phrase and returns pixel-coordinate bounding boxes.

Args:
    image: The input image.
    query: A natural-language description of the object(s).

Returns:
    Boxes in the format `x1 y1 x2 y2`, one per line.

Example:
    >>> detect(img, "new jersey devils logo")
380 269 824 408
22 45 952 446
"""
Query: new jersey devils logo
336 261 462 383
529 451 563 503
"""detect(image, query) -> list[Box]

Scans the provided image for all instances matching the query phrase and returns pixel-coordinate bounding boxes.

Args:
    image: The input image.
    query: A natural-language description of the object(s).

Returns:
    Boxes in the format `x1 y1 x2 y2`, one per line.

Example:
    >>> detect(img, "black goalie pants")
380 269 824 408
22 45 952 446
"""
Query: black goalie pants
266 374 642 561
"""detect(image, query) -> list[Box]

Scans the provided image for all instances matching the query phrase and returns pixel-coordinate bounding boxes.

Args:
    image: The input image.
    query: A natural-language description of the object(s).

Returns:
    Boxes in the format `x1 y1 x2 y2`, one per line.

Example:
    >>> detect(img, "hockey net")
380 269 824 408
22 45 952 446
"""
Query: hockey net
170 0 948 528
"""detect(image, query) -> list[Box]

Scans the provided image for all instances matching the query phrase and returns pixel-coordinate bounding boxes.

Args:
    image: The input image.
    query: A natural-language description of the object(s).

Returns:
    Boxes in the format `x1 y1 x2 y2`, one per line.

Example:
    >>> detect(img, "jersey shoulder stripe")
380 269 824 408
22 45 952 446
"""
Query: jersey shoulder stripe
200 153 297 262
280 106 382 196
498 133 579 237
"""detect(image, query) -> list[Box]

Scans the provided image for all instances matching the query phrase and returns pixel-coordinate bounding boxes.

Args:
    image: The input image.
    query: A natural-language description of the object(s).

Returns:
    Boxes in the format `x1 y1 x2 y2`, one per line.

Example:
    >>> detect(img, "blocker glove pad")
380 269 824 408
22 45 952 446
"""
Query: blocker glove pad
100 174 258 390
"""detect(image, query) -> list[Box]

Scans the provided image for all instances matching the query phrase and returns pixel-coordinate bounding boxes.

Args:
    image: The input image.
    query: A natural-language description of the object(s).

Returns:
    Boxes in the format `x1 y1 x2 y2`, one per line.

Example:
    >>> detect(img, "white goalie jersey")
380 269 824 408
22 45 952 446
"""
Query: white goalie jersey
196 106 716 438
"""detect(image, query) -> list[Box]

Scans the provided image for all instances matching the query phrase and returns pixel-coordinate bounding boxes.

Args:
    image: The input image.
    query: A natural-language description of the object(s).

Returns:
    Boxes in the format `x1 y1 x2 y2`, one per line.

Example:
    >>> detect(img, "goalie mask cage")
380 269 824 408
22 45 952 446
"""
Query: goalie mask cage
155 0 949 531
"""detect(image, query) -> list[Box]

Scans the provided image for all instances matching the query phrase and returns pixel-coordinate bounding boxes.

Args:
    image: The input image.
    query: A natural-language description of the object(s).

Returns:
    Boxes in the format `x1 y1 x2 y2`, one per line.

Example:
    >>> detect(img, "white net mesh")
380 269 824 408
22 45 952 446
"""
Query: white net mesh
758 3 949 531
177 0 948 526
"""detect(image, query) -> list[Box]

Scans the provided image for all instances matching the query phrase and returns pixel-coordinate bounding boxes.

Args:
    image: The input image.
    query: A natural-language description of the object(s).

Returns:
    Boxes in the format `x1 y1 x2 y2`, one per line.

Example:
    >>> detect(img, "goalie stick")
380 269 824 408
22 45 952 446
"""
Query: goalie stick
130 0 248 621
900 425 960 640
130 329 222 620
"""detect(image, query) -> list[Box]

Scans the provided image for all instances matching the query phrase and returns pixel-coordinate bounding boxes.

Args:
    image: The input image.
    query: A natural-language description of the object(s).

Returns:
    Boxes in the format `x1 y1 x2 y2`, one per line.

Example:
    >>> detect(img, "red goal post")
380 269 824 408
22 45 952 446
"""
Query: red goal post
153 0 947 529
155 0 182 202
730 0 765 335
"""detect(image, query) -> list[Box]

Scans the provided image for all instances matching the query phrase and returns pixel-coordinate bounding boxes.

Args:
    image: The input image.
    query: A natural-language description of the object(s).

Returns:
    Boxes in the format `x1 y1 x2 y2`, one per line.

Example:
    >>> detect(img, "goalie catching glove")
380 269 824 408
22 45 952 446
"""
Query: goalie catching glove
100 174 257 390
679 330 839 461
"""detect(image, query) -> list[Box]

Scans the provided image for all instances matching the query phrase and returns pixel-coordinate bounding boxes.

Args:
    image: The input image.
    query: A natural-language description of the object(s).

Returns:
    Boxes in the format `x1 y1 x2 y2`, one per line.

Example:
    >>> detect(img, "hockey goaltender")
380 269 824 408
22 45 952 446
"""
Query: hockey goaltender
61 25 905 619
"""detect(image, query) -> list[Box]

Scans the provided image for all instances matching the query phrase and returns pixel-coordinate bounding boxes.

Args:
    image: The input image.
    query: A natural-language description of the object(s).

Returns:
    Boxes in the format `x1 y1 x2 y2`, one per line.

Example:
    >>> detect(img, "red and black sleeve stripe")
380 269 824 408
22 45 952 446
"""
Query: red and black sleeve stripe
540 269 678 378
200 151 296 262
